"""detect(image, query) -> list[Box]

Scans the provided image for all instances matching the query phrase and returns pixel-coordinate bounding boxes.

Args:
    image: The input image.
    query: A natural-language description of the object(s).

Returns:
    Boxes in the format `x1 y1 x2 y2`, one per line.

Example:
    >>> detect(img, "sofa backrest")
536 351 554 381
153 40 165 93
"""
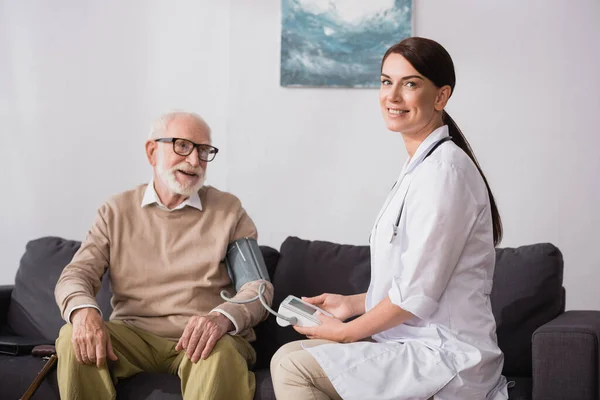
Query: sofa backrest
252 236 565 377
5 236 280 343
6 237 112 341
492 243 564 376
6 236 564 378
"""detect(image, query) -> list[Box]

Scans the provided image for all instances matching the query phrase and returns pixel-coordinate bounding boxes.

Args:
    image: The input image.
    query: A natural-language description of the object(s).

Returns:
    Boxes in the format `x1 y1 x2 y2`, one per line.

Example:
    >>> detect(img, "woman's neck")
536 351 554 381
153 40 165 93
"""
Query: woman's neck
402 116 444 159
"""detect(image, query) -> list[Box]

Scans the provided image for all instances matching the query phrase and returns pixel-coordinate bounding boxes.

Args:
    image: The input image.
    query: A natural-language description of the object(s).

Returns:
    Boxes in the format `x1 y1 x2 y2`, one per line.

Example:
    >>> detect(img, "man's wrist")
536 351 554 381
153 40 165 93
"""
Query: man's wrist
210 311 235 332
71 307 101 323
67 304 102 323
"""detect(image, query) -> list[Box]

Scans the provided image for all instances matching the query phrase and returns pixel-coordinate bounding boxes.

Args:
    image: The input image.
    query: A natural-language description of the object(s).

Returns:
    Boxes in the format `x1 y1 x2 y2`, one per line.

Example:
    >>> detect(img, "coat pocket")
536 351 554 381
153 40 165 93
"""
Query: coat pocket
311 341 457 400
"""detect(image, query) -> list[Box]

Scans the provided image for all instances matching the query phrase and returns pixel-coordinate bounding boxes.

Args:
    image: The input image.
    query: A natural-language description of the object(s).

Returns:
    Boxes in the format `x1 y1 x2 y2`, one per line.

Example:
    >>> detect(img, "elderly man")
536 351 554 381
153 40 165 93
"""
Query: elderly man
54 111 273 400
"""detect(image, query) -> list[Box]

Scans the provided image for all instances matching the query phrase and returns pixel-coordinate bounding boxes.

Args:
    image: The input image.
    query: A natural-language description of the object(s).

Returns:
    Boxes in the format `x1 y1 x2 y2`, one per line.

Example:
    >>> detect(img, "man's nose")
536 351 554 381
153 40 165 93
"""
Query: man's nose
186 148 201 167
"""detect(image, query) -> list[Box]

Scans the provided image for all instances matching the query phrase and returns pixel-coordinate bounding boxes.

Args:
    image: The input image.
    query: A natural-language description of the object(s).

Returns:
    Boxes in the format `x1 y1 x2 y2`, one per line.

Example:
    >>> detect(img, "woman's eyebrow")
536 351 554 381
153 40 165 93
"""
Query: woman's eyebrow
380 73 424 81
401 75 424 81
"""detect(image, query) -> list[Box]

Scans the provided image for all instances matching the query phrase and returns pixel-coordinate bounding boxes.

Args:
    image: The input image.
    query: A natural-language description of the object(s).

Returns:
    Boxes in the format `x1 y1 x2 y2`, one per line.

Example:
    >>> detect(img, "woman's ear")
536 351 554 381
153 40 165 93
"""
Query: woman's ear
434 85 452 111
146 140 157 167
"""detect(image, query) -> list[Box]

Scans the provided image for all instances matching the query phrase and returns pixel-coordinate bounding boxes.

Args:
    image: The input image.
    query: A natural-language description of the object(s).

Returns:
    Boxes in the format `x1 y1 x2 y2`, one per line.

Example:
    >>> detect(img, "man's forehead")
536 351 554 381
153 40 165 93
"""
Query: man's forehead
167 116 210 143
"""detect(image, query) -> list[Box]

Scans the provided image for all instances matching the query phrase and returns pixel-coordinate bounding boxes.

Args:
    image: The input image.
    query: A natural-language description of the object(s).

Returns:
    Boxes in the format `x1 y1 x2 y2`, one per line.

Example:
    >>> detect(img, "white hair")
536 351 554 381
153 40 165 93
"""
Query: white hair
148 111 212 143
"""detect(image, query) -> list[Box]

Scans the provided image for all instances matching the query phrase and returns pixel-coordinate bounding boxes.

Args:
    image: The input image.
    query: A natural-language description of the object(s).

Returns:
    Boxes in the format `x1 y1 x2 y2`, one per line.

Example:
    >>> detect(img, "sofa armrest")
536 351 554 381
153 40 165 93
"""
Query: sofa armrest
532 310 600 400
0 285 14 328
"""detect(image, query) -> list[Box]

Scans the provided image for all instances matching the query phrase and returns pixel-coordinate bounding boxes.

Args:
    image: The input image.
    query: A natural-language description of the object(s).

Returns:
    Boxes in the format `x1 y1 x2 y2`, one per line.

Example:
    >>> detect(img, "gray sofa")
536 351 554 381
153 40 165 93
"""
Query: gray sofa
0 236 599 400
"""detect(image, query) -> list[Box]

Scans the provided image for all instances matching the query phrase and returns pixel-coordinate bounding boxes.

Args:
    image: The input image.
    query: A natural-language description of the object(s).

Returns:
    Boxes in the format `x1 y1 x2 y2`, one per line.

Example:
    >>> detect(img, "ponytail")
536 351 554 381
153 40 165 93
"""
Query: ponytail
443 111 503 246
382 37 502 245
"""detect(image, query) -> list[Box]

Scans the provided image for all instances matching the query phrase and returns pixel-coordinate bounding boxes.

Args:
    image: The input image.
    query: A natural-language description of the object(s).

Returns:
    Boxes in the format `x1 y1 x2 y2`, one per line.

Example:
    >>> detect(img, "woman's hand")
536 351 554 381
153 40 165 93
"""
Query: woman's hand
293 313 354 343
302 293 364 321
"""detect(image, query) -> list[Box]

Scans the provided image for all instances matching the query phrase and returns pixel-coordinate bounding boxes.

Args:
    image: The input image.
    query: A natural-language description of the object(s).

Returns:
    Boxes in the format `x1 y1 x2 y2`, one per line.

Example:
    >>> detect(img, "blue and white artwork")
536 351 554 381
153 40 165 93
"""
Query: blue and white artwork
281 0 412 88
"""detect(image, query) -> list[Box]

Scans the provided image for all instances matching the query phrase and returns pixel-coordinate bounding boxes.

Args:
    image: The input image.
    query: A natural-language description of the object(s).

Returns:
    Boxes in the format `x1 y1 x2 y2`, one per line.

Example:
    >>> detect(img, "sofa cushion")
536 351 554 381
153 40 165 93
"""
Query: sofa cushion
506 376 532 400
115 371 277 400
259 246 280 282
107 368 276 400
0 353 59 400
115 373 182 399
253 369 276 400
6 236 278 343
0 355 274 400
255 237 563 380
6 237 112 340
252 237 371 366
491 243 564 377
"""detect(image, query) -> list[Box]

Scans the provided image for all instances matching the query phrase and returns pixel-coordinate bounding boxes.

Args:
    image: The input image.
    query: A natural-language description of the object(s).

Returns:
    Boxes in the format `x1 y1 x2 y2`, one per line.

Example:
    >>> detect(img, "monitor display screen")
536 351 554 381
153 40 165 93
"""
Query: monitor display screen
288 298 318 315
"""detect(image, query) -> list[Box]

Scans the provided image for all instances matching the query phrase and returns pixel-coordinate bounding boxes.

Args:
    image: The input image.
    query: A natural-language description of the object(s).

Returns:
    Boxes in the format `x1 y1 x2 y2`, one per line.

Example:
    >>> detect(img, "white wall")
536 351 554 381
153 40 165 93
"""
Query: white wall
2 0 599 310
0 0 232 270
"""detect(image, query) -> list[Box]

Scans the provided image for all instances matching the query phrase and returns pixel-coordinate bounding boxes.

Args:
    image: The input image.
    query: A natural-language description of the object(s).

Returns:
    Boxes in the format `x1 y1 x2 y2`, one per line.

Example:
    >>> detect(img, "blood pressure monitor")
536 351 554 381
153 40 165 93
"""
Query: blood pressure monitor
276 295 333 327
218 239 334 328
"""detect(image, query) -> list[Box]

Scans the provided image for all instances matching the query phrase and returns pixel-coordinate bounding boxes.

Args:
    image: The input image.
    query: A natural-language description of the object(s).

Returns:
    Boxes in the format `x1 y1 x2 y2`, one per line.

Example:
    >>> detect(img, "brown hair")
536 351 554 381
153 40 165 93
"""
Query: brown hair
382 37 503 245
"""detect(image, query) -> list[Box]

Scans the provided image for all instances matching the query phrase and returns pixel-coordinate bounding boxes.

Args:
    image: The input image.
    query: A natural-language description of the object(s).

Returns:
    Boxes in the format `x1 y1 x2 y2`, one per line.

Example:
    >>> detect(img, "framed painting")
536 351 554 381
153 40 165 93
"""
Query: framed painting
281 0 413 88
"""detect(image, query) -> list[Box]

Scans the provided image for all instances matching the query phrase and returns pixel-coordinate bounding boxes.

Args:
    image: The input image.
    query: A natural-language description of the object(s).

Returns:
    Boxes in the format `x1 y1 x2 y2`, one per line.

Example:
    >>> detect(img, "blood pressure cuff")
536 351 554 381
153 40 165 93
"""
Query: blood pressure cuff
225 238 271 292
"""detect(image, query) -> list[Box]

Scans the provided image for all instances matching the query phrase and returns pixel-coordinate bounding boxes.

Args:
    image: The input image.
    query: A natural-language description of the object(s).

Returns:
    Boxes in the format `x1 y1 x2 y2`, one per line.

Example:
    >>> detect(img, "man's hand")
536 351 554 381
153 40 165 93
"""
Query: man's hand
71 308 118 367
175 313 233 362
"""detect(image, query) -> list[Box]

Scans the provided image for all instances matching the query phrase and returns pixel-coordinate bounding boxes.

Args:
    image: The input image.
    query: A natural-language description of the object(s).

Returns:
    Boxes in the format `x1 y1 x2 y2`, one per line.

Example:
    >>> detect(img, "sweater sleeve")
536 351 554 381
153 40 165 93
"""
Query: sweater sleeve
212 280 274 334
212 205 273 334
55 204 111 322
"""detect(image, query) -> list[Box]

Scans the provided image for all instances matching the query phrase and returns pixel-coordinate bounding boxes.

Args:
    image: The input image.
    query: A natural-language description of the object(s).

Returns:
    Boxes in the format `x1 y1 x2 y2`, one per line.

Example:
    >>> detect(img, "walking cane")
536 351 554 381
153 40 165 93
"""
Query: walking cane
20 345 58 400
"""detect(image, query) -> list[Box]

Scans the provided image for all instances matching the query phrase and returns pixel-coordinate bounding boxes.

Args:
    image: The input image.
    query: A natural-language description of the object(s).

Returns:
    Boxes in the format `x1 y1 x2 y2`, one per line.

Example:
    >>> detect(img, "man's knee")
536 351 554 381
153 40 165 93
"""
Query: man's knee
181 335 250 376
207 335 248 367
56 323 75 357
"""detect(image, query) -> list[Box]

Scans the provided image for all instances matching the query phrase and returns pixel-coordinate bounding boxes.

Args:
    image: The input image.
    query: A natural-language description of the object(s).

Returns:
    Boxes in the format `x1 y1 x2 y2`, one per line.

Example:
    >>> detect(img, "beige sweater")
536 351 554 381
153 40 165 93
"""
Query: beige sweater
55 184 273 341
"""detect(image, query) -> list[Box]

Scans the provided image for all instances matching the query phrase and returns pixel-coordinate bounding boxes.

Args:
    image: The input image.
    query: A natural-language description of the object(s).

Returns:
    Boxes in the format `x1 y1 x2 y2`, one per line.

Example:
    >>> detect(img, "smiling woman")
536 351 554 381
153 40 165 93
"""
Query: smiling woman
379 55 449 142
381 37 503 245
270 37 509 400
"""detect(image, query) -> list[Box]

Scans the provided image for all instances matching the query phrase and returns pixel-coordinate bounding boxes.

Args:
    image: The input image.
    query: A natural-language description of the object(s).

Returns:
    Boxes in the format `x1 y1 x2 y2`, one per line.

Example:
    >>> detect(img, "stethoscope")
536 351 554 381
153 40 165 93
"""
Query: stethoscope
389 136 453 242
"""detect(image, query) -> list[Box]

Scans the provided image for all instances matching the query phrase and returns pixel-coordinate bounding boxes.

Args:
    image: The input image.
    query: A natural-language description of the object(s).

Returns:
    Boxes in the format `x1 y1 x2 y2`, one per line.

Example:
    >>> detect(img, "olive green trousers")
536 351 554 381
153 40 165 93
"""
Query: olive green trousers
55 320 256 400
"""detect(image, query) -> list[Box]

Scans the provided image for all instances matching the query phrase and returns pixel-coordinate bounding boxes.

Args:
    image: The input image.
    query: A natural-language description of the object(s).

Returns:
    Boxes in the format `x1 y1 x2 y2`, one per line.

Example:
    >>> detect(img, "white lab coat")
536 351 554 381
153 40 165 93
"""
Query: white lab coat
307 126 509 400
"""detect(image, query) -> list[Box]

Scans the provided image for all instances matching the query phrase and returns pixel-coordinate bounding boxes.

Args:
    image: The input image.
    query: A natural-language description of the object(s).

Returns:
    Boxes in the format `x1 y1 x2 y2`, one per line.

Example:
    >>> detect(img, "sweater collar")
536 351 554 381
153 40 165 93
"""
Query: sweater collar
141 180 203 211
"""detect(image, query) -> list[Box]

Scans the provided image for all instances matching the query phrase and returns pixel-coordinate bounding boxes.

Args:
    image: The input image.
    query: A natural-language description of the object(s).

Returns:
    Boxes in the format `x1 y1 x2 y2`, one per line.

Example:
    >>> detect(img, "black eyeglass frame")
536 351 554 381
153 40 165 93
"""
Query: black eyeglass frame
154 137 219 162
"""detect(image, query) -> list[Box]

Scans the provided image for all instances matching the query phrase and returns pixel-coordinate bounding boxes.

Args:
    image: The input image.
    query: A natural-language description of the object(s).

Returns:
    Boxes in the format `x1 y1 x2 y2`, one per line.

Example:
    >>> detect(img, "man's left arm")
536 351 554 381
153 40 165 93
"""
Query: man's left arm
211 279 274 334
176 204 273 362
211 206 273 333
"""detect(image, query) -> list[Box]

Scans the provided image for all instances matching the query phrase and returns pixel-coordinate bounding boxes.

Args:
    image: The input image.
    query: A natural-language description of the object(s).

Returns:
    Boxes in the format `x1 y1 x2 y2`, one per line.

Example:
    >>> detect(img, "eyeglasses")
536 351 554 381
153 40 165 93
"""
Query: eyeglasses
154 138 219 162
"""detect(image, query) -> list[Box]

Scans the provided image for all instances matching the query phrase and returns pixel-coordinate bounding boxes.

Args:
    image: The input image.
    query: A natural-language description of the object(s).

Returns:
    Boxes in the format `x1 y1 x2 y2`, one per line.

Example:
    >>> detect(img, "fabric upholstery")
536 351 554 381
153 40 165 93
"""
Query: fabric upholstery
257 237 566 379
115 369 276 400
506 376 532 400
491 243 564 376
6 237 112 340
7 237 112 340
252 236 371 368
6 237 277 342
532 310 600 400
253 369 276 400
0 285 12 329
0 354 60 400
0 235 580 400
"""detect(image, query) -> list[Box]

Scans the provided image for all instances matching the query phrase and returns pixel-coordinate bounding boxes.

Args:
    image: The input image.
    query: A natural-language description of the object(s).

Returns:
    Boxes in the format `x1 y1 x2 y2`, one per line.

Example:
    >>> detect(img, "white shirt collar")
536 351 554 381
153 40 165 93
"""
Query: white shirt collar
405 125 450 173
141 180 203 211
